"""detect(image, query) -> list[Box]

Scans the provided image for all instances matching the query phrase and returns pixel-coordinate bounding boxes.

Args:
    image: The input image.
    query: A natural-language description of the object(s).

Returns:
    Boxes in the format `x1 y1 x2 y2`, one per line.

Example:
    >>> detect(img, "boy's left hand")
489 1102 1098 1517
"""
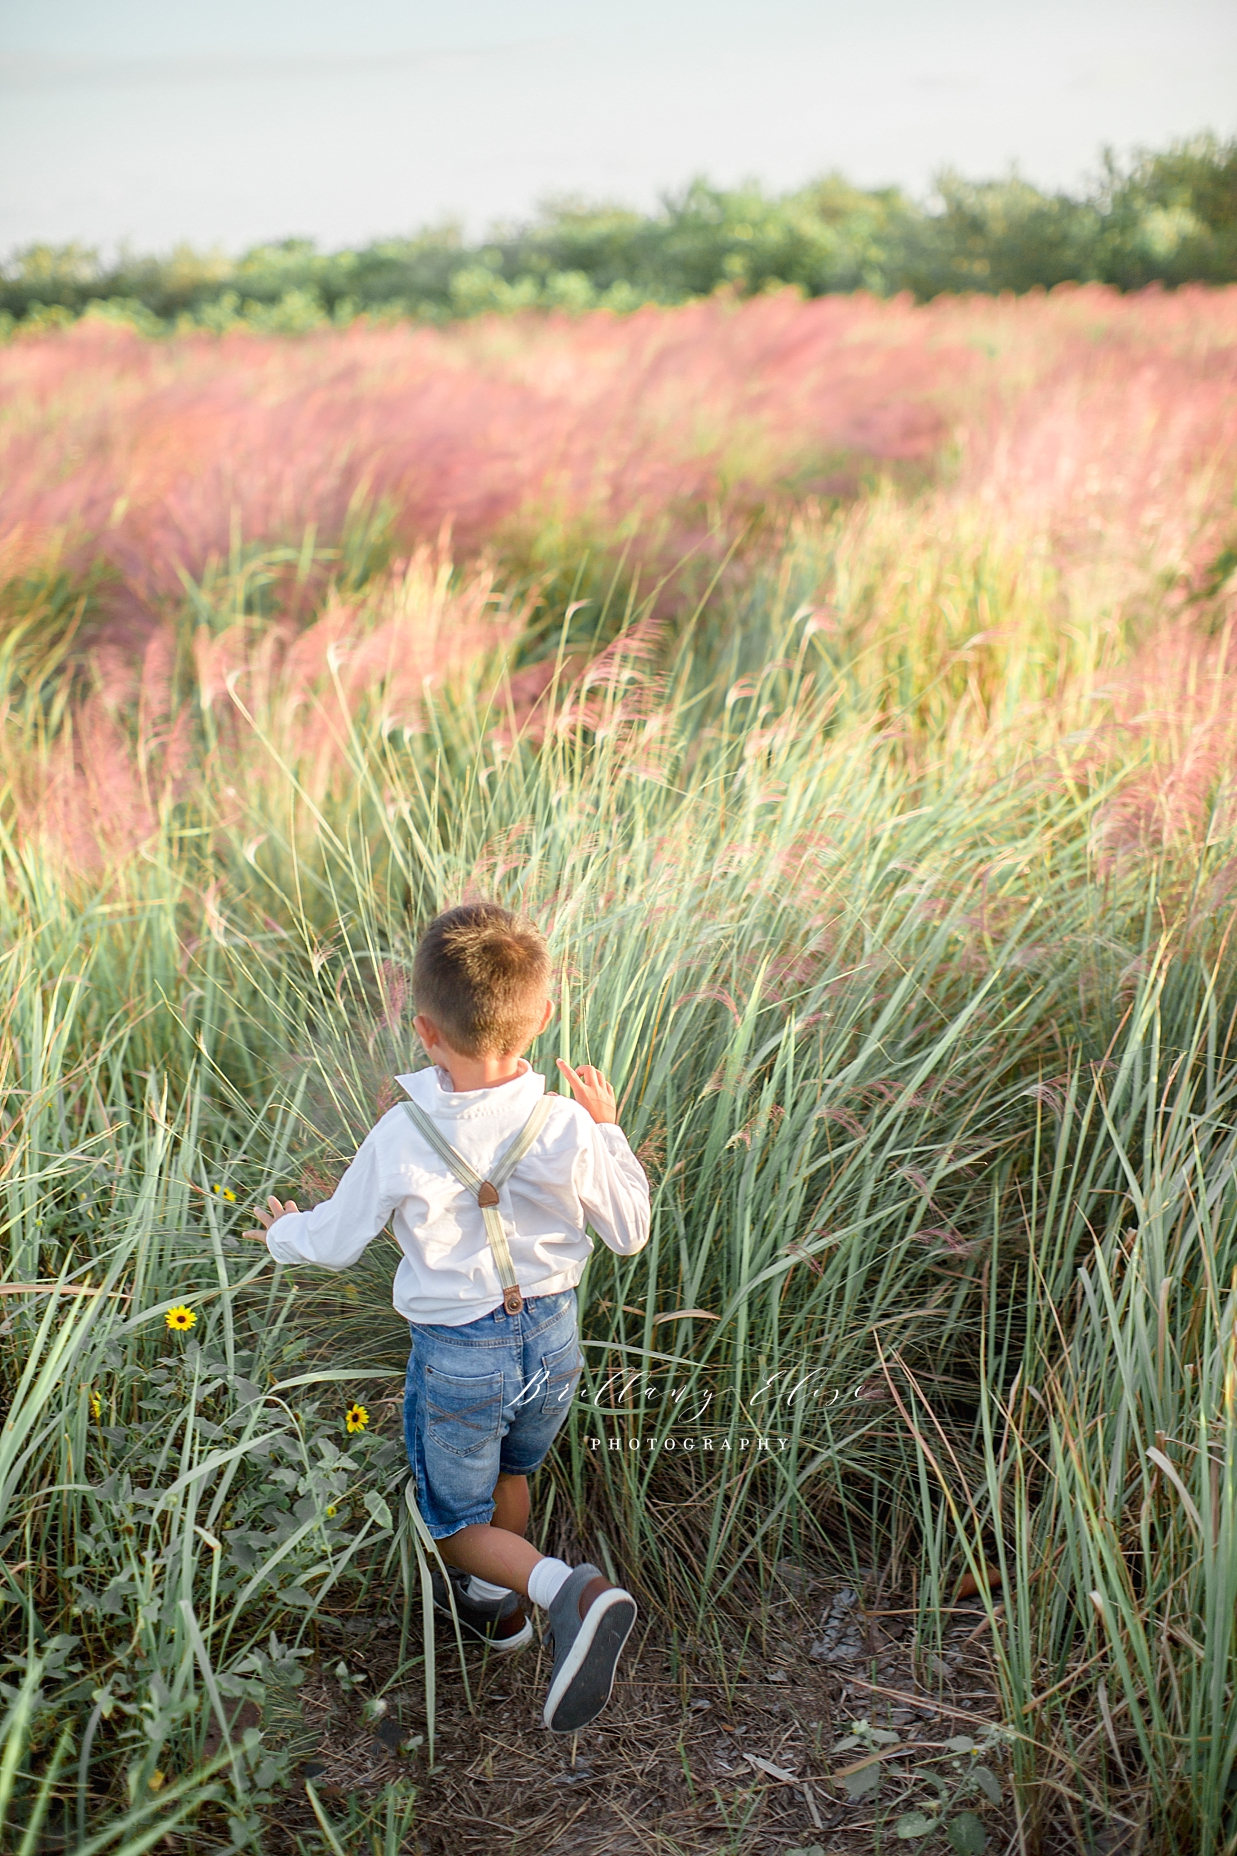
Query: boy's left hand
243 1195 300 1242
556 1059 617 1124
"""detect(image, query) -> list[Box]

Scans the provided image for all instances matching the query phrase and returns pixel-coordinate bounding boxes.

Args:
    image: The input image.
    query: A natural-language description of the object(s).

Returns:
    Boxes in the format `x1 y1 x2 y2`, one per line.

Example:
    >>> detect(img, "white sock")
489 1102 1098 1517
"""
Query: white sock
466 1575 513 1604
526 1557 573 1610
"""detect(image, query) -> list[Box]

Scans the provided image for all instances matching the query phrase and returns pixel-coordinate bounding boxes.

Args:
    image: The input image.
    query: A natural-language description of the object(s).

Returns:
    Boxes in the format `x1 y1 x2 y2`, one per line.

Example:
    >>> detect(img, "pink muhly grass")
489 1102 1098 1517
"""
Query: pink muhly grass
911 1227 983 1256
1087 613 1237 861
0 301 963 641
5 288 1237 874
379 961 410 1032
10 545 519 869
10 287 1234 666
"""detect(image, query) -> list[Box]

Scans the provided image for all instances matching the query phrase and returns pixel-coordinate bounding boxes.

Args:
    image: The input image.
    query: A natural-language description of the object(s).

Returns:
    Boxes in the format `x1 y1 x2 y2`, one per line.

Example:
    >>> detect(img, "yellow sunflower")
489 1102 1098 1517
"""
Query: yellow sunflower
345 1403 369 1433
166 1305 197 1332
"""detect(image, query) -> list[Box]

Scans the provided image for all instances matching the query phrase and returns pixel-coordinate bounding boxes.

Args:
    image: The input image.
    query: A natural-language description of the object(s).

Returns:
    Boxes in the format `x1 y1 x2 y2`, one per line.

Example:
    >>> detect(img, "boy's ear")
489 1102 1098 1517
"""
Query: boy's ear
536 997 554 1034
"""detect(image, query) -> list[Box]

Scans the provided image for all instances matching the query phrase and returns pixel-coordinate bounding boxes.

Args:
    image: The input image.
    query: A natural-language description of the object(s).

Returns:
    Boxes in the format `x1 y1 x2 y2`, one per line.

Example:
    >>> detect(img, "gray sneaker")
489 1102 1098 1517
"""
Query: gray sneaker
542 1563 637 1732
431 1565 533 1653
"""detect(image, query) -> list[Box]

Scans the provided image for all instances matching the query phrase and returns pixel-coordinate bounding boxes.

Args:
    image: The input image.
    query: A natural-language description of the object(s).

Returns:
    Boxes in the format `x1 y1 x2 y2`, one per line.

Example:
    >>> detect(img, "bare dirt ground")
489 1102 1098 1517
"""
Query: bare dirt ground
256 1559 1022 1856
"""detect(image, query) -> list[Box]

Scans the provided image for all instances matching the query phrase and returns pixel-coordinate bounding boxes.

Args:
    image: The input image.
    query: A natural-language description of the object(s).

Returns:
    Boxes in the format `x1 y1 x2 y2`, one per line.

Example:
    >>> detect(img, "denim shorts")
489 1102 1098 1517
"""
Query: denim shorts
403 1288 582 1539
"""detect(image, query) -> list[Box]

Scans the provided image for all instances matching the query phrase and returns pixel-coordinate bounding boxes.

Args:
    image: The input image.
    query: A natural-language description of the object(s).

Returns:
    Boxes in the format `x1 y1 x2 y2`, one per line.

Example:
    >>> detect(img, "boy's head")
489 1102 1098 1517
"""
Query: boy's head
412 902 551 1058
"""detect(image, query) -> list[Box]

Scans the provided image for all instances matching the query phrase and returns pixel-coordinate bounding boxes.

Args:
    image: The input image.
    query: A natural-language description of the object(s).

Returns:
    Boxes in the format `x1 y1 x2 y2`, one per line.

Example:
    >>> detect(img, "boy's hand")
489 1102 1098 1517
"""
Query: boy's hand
242 1195 301 1242
556 1060 617 1125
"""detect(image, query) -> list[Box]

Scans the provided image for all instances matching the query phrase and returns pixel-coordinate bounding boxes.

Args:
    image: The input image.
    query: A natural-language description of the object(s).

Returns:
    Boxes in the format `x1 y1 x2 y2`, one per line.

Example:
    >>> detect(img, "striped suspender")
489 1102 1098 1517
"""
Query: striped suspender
401 1094 554 1315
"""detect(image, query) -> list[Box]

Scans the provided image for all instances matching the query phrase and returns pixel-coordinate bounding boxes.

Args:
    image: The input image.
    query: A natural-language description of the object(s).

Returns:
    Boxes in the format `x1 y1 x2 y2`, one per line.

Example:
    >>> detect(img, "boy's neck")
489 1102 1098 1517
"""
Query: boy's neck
435 1054 528 1094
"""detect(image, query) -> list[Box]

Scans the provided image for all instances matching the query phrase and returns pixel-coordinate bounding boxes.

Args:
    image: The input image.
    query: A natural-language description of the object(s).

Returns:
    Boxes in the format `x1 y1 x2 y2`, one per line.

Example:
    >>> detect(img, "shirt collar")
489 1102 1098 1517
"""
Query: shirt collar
394 1060 546 1118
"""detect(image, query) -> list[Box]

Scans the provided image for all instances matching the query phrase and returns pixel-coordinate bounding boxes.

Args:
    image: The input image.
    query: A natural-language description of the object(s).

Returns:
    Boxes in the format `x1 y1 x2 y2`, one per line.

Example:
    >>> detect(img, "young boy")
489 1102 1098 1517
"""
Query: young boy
245 901 651 1732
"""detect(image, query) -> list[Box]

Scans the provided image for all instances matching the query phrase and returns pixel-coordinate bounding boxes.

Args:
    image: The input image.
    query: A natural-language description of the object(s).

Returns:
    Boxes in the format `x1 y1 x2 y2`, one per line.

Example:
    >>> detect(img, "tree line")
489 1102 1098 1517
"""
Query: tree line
4 134 1235 335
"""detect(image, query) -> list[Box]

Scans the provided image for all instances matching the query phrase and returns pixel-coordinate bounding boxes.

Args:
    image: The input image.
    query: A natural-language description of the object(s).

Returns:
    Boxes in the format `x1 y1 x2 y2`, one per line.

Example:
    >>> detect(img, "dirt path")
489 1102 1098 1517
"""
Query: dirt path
263 1569 1017 1855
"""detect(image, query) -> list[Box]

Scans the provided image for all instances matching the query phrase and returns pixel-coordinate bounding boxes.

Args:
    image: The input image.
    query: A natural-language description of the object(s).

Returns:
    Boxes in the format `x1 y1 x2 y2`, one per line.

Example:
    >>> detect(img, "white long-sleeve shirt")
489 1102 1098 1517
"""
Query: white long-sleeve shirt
264 1061 650 1325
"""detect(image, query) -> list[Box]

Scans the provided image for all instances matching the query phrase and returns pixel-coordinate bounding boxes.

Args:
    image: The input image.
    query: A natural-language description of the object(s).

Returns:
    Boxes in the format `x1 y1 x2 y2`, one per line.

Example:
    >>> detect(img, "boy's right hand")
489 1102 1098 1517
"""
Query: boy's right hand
556 1059 617 1125
243 1195 301 1242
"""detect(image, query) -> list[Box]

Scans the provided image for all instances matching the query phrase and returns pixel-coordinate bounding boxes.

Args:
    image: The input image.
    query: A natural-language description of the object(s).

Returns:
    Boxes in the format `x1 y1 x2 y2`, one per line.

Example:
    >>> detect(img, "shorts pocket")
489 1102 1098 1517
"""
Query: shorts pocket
425 1366 503 1457
539 1333 582 1417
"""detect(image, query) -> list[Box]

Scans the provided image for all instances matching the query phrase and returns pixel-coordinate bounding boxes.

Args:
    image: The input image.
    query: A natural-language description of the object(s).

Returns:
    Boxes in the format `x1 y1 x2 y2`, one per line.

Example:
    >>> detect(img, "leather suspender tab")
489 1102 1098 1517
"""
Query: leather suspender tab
477 1181 500 1208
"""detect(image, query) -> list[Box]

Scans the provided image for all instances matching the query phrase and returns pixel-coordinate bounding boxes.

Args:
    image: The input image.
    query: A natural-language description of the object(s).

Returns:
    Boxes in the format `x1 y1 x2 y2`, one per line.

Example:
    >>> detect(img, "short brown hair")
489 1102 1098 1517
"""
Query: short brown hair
413 902 550 1057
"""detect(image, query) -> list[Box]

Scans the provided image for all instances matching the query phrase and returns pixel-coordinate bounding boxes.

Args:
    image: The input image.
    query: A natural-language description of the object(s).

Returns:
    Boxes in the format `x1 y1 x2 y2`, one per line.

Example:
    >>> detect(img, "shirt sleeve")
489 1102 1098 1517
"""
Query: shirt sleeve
573 1120 651 1256
264 1125 402 1271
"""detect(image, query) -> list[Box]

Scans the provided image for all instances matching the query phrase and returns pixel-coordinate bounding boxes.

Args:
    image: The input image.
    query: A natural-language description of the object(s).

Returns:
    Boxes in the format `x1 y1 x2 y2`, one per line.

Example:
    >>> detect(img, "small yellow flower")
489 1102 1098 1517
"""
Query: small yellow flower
89 1391 102 1420
211 1184 237 1202
345 1404 369 1434
326 1504 337 1518
166 1305 197 1332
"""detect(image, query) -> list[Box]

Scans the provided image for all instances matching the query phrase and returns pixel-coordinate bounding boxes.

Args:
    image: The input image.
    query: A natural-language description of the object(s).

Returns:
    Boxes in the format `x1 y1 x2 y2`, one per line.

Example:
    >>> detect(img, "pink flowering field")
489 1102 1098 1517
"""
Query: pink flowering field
1 284 1235 864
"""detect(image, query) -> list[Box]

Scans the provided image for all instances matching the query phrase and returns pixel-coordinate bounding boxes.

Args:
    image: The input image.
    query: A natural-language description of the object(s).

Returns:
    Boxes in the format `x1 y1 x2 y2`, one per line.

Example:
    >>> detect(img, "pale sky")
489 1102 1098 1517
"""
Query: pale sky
2 0 1234 256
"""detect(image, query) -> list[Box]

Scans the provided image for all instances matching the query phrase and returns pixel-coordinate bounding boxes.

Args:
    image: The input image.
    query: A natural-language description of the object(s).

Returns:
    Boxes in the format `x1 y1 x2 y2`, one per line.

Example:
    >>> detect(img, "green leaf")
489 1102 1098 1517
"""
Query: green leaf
945 1735 976 1754
363 1490 393 1529
896 1811 939 1838
972 1765 1002 1805
947 1812 988 1854
842 1761 883 1799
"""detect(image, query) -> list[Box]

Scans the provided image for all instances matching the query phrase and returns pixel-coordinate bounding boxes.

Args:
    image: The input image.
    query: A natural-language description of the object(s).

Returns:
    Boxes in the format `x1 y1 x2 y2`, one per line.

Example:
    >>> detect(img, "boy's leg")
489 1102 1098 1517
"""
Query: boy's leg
438 1470 540 1596
442 1473 530 1608
409 1292 637 1725
436 1469 636 1698
439 1472 579 1618
436 1359 548 1594
491 1470 530 1537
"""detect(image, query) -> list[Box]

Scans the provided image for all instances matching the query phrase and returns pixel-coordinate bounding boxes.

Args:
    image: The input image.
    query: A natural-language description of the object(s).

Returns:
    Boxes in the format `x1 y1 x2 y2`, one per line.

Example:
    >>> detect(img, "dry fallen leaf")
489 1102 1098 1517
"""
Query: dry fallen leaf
954 1564 1004 1600
743 1753 799 1783
833 1744 906 1777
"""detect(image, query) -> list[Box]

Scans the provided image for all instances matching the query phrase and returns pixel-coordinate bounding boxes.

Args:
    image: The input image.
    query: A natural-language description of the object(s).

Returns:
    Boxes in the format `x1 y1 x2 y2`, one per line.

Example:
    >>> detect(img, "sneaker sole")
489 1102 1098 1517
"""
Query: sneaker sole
543 1589 637 1732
